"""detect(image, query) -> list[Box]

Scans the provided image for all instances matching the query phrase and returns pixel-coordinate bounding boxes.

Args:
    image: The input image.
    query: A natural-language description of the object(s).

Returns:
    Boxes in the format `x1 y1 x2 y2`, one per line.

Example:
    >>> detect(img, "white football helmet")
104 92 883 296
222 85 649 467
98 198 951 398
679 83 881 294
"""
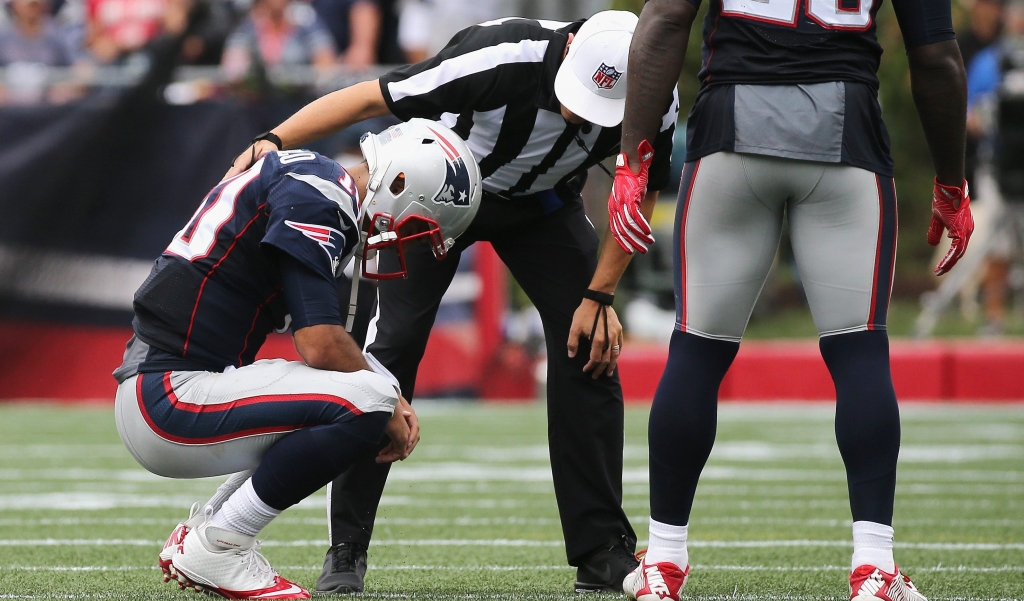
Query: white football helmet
357 118 482 280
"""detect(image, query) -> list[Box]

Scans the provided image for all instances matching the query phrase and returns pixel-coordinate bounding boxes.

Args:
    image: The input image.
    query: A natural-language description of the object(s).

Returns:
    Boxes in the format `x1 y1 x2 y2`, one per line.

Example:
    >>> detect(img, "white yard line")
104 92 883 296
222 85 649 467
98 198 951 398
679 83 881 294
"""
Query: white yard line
2 564 1021 573
1 539 1022 550
5 516 1024 528
1 467 1020 486
4 591 1014 601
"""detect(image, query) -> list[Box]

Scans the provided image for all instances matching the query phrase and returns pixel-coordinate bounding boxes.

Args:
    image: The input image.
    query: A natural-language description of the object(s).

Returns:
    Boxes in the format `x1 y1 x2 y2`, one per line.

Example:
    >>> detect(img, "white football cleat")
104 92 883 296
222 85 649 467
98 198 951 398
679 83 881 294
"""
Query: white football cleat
171 517 309 599
623 557 689 601
159 502 202 583
850 565 927 601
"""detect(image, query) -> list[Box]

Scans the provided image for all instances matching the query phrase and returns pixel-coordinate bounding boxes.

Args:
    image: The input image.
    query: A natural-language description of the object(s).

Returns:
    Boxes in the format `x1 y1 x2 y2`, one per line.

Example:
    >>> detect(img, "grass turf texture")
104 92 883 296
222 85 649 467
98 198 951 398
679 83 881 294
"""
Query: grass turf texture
0 402 1021 600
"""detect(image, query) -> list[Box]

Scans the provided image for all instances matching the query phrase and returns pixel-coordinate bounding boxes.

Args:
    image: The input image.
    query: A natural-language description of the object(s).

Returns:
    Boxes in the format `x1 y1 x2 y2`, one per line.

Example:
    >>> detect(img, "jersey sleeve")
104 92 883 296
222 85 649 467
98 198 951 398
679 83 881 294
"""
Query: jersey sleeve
647 88 681 192
890 0 955 50
276 250 343 331
378 20 549 120
262 174 352 282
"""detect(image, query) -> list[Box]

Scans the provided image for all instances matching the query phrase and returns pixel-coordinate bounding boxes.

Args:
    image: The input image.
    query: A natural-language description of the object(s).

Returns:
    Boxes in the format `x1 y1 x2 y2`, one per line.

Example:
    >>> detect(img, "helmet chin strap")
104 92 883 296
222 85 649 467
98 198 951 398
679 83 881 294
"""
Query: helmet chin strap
345 229 367 332
346 155 391 332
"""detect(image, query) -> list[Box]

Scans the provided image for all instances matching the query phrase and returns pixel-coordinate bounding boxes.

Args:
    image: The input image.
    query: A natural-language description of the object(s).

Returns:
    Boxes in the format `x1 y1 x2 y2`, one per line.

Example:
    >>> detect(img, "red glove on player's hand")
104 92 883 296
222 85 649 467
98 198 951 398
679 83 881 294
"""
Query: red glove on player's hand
927 179 974 276
608 140 655 254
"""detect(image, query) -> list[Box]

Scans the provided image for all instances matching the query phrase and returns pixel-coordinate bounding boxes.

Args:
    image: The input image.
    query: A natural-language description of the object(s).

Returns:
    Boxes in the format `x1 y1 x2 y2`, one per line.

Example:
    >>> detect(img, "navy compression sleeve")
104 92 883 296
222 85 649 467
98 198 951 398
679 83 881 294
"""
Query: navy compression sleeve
276 251 343 331
891 0 955 49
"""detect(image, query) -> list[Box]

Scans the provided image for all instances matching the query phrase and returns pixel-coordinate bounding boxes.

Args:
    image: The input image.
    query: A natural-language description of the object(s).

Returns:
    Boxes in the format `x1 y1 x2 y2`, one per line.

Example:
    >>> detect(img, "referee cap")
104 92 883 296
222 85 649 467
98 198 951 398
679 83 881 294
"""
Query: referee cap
554 10 639 128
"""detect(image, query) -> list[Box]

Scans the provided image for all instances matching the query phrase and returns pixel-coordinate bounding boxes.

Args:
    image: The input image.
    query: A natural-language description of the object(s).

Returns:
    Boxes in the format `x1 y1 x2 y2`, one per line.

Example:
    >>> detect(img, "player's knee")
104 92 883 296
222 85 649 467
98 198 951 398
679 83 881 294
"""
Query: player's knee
325 369 400 418
649 331 738 451
820 330 894 386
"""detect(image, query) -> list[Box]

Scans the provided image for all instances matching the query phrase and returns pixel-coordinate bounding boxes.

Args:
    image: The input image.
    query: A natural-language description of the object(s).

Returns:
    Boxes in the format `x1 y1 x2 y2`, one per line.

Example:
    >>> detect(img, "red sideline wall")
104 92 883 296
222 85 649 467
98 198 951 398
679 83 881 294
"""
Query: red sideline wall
617 340 1024 402
1 320 1023 401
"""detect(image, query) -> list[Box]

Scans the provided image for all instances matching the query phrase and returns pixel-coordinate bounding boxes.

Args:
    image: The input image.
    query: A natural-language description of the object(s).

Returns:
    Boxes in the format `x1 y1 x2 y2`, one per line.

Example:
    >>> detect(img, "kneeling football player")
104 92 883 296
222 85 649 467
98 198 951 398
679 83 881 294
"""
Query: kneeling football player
111 119 481 600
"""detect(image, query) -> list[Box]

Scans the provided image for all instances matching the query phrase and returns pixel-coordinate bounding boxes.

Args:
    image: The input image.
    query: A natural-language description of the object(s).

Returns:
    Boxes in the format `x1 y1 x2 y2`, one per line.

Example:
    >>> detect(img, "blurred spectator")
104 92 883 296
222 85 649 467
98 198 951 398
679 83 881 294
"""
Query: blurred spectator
0 0 87 104
221 0 334 79
397 0 507 59
178 0 239 65
967 0 1024 335
86 0 176 62
960 0 1006 197
0 0 77 66
312 0 402 66
396 0 428 62
960 0 1004 67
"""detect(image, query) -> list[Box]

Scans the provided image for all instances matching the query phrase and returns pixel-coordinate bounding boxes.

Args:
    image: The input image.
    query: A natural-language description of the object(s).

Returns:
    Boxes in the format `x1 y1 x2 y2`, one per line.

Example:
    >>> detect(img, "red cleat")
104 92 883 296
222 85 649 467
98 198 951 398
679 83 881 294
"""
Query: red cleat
171 517 309 599
159 502 202 583
850 565 927 601
623 556 689 601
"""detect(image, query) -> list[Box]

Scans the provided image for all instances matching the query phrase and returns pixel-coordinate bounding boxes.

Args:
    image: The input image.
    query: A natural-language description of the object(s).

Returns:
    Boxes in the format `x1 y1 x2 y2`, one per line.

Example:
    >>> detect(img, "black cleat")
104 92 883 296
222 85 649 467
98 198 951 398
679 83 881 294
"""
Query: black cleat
574 537 640 593
315 542 367 594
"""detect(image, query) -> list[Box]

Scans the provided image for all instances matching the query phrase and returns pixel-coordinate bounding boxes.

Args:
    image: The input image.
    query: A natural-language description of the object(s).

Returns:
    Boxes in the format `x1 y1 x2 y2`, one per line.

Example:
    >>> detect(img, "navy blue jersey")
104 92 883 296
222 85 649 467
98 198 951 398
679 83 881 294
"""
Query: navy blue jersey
130 150 360 373
681 0 955 175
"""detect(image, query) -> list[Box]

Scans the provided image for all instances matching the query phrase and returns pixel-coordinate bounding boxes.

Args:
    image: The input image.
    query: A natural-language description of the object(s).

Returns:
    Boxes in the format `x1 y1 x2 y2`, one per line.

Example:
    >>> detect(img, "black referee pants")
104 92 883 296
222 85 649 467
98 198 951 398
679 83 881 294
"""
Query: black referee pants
327 193 636 564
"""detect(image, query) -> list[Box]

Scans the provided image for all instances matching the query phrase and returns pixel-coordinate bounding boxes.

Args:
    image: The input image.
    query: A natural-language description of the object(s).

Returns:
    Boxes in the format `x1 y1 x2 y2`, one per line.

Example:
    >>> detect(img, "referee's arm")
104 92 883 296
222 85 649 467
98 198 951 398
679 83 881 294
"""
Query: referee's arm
225 80 390 178
226 22 532 178
567 188 658 379
567 91 679 379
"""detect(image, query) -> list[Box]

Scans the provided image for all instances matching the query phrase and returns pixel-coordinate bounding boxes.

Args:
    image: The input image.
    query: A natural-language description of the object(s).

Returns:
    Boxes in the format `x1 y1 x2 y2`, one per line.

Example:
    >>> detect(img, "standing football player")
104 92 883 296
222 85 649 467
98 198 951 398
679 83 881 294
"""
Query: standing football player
567 0 973 599
111 120 481 600
222 11 680 594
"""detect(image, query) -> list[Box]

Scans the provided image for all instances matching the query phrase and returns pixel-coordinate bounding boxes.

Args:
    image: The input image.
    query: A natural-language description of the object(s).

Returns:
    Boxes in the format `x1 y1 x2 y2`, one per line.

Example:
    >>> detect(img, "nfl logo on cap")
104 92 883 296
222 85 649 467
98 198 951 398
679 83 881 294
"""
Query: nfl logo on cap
553 10 638 128
592 63 622 90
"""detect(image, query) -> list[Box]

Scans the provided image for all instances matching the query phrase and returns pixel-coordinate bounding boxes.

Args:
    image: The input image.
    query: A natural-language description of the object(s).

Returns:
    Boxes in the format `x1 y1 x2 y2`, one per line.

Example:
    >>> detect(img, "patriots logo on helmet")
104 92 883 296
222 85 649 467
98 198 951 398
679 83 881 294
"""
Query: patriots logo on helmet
592 63 622 90
285 220 345 277
427 127 472 208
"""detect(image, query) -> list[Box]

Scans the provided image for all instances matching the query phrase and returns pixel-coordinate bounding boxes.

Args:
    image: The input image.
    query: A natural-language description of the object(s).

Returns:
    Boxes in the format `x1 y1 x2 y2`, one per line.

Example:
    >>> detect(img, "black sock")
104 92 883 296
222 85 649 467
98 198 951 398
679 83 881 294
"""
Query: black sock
821 330 900 525
251 412 390 511
649 331 739 525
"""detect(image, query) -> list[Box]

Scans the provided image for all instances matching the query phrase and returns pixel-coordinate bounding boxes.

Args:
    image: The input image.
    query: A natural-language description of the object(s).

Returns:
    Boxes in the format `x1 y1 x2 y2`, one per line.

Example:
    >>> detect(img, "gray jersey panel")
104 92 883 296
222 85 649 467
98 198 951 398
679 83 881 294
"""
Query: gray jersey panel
112 335 149 384
733 83 845 163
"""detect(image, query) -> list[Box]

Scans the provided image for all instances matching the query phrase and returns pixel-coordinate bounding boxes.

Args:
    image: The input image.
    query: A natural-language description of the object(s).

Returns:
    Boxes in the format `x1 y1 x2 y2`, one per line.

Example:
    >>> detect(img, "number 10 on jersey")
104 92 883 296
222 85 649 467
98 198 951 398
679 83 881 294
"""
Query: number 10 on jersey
722 0 873 30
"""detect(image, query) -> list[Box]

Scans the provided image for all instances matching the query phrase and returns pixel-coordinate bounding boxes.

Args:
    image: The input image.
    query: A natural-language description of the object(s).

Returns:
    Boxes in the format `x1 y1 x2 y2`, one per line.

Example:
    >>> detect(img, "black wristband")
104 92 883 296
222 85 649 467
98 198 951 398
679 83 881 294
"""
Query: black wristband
253 131 283 150
583 289 615 306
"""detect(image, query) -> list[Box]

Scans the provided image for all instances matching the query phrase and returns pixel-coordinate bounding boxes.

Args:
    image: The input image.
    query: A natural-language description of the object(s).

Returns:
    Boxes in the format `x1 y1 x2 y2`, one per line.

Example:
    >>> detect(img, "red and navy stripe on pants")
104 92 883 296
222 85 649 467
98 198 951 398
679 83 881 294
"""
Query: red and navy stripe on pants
136 372 362 445
673 160 701 332
868 175 898 330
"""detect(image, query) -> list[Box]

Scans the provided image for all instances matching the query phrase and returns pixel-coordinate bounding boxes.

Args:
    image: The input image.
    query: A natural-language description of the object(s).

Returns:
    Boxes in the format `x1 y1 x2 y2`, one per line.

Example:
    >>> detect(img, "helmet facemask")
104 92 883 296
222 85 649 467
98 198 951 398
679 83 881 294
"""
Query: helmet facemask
361 210 447 280
357 145 450 281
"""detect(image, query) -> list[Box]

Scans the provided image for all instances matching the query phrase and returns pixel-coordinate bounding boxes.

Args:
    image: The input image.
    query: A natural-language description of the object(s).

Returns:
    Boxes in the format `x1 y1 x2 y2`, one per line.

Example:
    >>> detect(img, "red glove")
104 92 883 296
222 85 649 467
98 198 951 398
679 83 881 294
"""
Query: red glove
608 140 655 254
927 179 974 276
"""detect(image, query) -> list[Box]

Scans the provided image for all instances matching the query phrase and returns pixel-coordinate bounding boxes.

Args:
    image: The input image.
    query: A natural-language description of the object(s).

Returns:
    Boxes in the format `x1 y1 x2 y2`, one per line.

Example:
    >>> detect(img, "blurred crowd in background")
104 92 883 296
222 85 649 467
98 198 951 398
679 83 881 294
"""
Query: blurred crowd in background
3 0 1024 345
0 0 606 81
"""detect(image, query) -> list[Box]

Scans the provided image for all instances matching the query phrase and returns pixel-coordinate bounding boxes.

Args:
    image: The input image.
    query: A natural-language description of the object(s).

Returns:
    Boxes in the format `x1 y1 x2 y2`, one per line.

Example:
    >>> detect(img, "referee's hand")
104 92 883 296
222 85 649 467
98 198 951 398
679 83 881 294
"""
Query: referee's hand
223 140 279 181
568 299 623 379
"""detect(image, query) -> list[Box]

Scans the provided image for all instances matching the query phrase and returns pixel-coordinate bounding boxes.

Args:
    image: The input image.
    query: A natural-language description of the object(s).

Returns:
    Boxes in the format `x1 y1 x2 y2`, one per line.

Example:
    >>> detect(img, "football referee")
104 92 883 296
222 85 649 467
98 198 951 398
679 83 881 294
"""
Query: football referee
225 10 678 594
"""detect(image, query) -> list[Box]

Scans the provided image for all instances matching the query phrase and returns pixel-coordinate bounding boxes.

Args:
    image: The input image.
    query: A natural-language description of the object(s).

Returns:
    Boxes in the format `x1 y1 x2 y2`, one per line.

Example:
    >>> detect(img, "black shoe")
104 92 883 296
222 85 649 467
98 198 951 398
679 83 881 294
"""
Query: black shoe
574 537 640 593
316 542 367 594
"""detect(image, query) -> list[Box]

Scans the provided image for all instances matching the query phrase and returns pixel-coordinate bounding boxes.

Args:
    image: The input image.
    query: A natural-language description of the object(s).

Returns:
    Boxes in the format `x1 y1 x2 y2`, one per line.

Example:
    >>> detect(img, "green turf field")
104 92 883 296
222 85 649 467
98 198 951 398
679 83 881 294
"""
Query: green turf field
0 402 1021 600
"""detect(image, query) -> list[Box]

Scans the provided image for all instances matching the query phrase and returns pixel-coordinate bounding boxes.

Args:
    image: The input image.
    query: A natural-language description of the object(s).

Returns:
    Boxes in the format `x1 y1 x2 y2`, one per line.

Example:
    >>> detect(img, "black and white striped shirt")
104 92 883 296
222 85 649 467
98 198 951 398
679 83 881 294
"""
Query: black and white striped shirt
378 17 679 198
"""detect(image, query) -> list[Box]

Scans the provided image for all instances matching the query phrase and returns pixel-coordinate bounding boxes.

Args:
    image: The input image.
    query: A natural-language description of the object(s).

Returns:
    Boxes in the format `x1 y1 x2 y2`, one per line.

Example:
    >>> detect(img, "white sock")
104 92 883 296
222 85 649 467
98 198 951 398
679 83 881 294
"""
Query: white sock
851 521 895 573
644 519 689 568
209 478 280 538
204 470 254 516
